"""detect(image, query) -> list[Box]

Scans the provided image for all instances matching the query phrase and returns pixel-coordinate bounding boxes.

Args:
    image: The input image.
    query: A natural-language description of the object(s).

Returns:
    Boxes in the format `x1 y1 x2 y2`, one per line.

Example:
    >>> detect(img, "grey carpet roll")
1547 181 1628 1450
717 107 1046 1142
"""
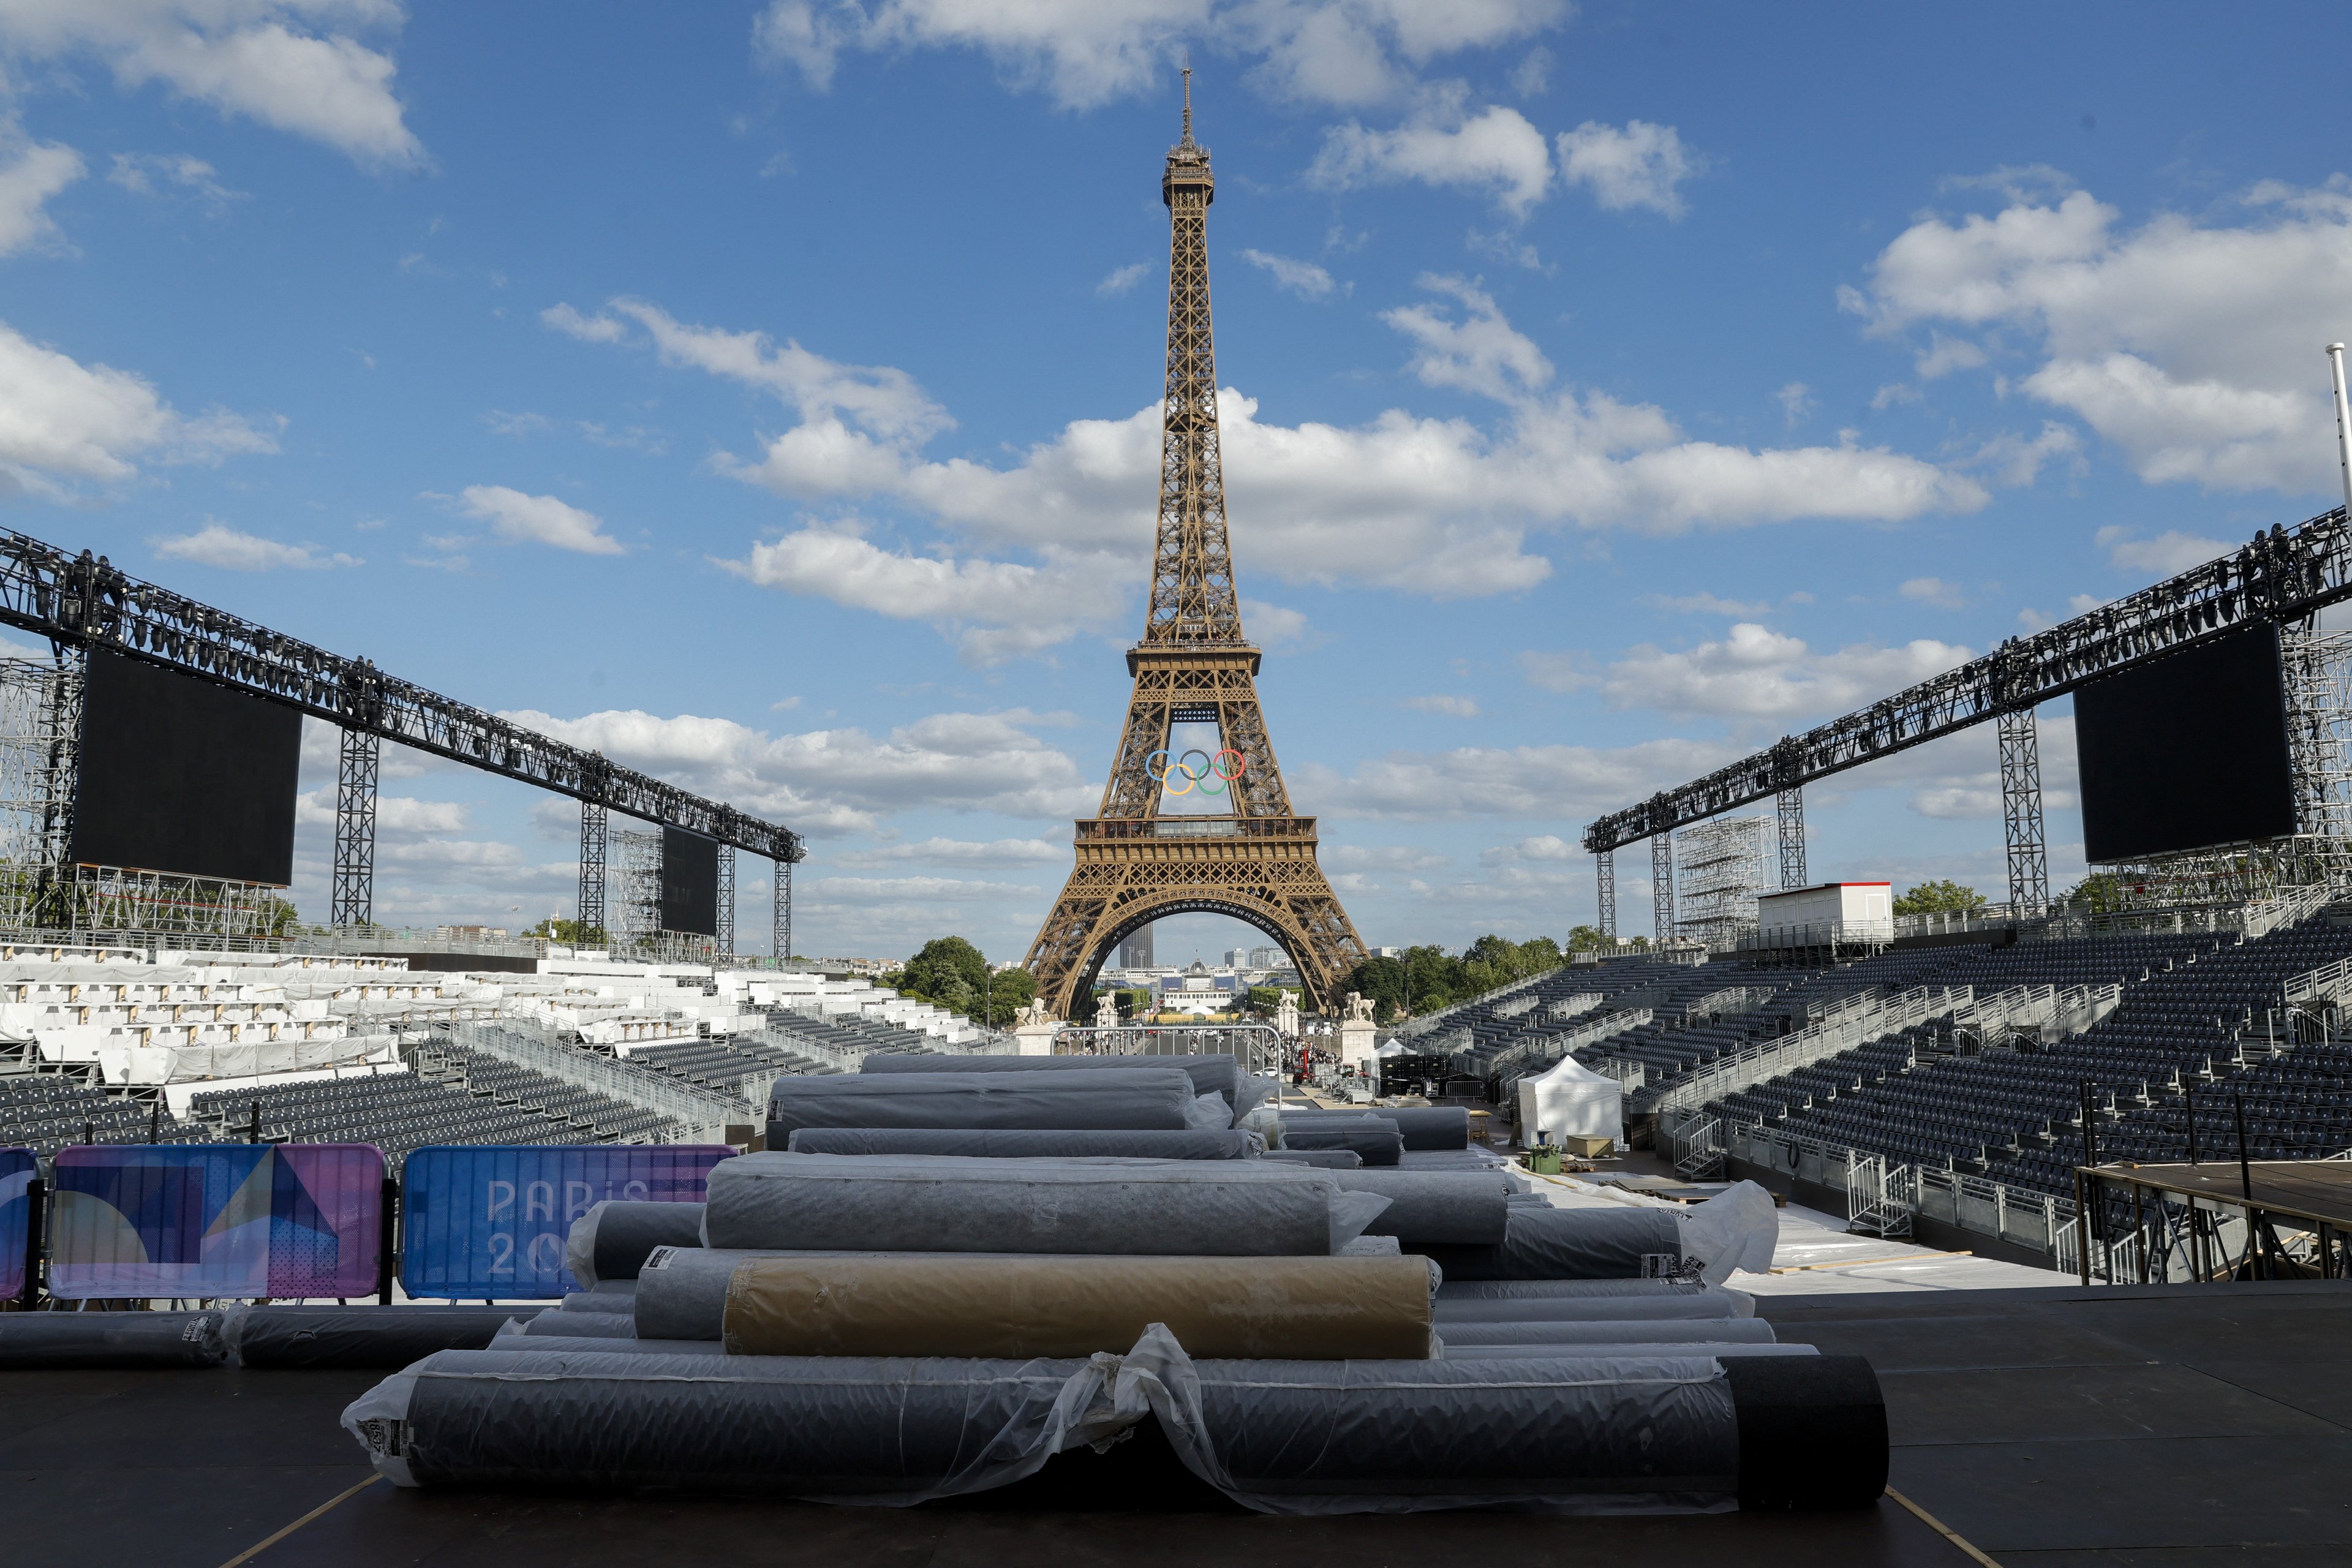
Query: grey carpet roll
785 1127 1259 1159
1434 1316 1777 1346
225 1307 527 1368
344 1348 1100 1499
769 1069 1199 1138
1261 1148 1363 1169
521 1310 634 1338
564 1200 709 1286
1437 1341 1815 1362
1333 1170 1510 1244
492 1333 726 1356
1433 1293 1746 1324
1283 1106 1470 1150
1435 1276 1721 1300
1412 1205 1684 1280
859 1050 1241 1108
559 1280 639 1311
1397 1150 1499 1170
0 1311 227 1369
1279 1122 1403 1166
636 1247 781 1340
702 1153 1349 1257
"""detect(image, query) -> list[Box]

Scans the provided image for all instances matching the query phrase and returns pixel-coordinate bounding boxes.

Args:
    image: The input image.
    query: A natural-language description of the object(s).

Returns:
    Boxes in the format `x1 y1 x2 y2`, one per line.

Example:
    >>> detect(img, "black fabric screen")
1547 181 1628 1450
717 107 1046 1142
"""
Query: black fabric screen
70 651 302 885
2073 624 2297 862
661 826 719 936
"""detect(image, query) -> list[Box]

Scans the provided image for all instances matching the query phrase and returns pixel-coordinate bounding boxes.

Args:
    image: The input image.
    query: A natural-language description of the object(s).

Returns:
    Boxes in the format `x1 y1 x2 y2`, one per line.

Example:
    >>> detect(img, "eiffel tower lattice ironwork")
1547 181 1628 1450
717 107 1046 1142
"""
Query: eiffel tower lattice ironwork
1024 75 1368 1019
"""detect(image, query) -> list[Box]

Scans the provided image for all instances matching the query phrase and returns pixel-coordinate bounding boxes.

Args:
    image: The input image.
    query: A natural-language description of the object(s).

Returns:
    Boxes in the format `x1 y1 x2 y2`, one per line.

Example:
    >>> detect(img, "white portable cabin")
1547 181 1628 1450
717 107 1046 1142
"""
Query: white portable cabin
1754 881 1894 944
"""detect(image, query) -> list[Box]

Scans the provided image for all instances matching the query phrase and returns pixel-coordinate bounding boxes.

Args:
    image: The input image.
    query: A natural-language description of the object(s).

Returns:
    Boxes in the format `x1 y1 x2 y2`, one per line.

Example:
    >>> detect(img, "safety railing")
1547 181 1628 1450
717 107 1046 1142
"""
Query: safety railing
1654 986 1969 1117
453 1020 751 1142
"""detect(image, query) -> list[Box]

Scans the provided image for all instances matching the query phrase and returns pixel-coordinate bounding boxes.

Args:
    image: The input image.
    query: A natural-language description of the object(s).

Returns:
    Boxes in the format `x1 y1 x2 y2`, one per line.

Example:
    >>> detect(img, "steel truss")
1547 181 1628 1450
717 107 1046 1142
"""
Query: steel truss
1776 787 1806 890
774 858 791 961
0 533 804 862
1583 508 2352 855
331 728 379 928
716 845 735 957
1999 707 2050 914
1651 833 1675 944
578 801 606 941
1595 848 1616 939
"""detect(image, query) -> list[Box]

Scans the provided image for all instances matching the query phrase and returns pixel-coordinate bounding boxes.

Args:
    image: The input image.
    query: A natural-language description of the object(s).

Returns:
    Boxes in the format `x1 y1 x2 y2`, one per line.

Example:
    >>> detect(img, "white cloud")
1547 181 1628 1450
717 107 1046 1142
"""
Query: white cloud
2094 524 2226 578
1914 331 1986 380
1641 591 1771 617
0 134 85 255
1555 119 1698 218
296 788 467 834
1898 576 1964 608
1776 382 1814 428
1381 273 1551 402
1970 421 2082 488
1095 260 1151 296
1239 247 1335 299
540 302 627 344
1596 622 1975 720
1238 597 1308 646
1300 735 1736 821
752 0 1566 111
1846 175 2352 494
1516 648 1594 692
0 319 276 498
1324 843 1450 873
153 523 357 570
835 835 1065 868
1312 95 1551 215
1480 833 1577 864
1400 693 1479 717
808 875 1044 904
106 151 241 211
0 2 423 166
455 485 626 556
498 705 1097 833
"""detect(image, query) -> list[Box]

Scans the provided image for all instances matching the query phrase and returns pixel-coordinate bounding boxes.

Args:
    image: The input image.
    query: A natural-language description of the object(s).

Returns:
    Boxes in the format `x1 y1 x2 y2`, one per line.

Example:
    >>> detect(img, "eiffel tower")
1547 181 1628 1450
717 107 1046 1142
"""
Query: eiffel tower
1023 73 1368 1019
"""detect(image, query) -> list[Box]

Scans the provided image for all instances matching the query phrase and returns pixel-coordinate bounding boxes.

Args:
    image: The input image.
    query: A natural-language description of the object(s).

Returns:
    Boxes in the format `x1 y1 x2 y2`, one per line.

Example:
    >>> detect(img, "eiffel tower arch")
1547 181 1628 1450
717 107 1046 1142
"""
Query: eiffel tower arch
1024 74 1368 1019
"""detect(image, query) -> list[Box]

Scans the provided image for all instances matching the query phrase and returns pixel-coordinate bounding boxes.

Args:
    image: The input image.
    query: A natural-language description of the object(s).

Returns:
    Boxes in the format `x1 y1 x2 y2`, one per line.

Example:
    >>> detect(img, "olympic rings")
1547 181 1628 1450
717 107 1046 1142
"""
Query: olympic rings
1147 746 1248 797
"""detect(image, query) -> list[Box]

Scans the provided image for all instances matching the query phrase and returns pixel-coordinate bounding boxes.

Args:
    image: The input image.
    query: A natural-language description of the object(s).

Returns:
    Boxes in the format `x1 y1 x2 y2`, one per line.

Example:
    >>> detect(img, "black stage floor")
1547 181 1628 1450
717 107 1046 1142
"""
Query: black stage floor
4 1280 2348 1568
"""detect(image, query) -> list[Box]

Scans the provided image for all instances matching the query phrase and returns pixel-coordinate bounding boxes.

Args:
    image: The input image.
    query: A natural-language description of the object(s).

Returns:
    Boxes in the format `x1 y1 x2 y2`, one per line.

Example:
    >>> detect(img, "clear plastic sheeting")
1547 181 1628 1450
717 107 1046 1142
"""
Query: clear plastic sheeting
722 1254 1436 1361
1260 1148 1362 1169
1440 1342 1817 1362
224 1306 527 1368
1673 1182 1781 1283
784 1128 1261 1161
1333 1170 1511 1244
1434 1317 1779 1346
564 1200 708 1286
768 1069 1202 1139
0 1310 228 1369
858 1051 1242 1109
1414 1205 1684 1281
1281 1107 1471 1151
1433 1293 1751 1325
1434 1278 1742 1302
700 1154 1372 1258
1276 1121 1403 1166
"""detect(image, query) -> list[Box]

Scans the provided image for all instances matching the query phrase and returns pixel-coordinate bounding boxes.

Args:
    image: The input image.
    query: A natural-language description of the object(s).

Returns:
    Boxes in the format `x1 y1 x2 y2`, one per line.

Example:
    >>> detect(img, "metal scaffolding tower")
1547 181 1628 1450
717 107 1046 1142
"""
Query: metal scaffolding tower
578 800 606 941
1595 847 1616 939
331 728 379 928
774 857 791 961
1776 787 1807 890
716 844 735 957
1651 833 1675 944
611 829 662 949
1675 815 1769 949
1999 706 2050 915
0 655 80 930
2282 626 2352 845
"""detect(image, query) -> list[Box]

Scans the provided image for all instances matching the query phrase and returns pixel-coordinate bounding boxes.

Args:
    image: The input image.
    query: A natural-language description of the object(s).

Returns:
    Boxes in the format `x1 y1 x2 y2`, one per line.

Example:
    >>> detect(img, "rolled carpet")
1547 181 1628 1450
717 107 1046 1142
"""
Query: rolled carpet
785 1128 1259 1160
1411 1204 1683 1281
1332 1170 1510 1244
489 1333 725 1356
722 1254 1434 1361
1434 1316 1777 1346
1433 1293 1746 1325
768 1069 1200 1139
1278 1121 1403 1166
0 1311 227 1369
701 1153 1365 1257
1440 1341 1815 1362
1435 1276 1732 1301
520 1310 634 1338
859 1050 1241 1109
225 1306 528 1368
564 1200 708 1286
1260 1148 1363 1169
558 1280 639 1312
1282 1106 1470 1151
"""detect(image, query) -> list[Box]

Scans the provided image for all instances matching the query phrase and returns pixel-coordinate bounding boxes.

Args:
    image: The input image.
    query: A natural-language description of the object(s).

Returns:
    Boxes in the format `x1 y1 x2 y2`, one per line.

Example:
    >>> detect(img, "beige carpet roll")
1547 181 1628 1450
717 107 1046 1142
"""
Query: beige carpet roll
722 1254 1434 1361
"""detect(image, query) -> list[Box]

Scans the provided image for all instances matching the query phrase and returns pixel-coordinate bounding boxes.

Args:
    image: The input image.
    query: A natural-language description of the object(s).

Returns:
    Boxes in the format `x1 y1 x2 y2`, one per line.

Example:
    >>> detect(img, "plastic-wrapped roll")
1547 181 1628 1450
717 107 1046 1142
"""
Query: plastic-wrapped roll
723 1254 1434 1361
489 1333 726 1356
1283 1106 1470 1151
858 1050 1241 1109
1722 1353 1890 1509
1441 1341 1815 1361
785 1128 1259 1160
702 1153 1358 1258
1261 1148 1363 1169
1278 1121 1403 1166
1397 1150 1501 1170
558 1280 638 1312
770 1069 1200 1140
521 1310 633 1338
1434 1316 1777 1346
1332 1170 1510 1243
637 1247 793 1341
0 1311 227 1370
342 1348 1102 1499
1412 1204 1683 1280
1436 1276 1724 1300
564 1200 707 1285
225 1306 527 1368
1433 1292 1746 1324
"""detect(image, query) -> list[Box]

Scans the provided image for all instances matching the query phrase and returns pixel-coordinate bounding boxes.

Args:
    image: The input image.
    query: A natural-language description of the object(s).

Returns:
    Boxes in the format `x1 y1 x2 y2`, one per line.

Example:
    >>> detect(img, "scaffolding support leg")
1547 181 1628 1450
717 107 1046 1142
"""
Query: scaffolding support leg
1652 832 1675 944
2000 706 2049 916
331 728 379 929
773 856 792 961
578 800 606 942
1777 786 1806 891
1595 848 1616 940
715 845 736 959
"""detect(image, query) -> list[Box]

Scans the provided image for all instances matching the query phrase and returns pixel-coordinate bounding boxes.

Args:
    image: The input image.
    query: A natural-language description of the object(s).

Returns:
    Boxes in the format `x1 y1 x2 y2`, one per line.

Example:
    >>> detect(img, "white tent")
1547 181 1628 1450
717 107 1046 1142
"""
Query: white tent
1517 1054 1623 1146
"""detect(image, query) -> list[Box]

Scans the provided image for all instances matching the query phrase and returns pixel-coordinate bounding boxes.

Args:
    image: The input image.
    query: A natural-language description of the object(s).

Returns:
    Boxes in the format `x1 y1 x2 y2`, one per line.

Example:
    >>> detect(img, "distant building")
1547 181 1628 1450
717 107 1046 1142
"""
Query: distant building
1120 927 1154 968
435 925 510 941
1158 959 1242 1016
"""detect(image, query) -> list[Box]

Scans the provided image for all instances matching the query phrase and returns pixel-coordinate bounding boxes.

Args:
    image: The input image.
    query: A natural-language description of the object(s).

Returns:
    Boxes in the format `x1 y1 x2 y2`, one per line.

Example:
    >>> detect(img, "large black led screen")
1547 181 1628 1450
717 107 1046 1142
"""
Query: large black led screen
661 826 720 937
2073 624 2297 863
71 651 303 885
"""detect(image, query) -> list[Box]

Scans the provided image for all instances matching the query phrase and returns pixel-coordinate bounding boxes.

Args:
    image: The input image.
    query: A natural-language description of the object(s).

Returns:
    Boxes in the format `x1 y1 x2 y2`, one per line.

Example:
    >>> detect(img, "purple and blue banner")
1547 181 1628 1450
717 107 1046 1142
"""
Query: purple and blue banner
399 1144 733 1298
0 1148 34 1299
48 1144 385 1300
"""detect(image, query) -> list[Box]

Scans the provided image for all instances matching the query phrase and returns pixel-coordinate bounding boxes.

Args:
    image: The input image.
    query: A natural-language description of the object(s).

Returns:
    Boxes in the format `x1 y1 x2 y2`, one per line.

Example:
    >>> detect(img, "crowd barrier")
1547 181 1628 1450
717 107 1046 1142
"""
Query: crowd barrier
0 1142 733 1305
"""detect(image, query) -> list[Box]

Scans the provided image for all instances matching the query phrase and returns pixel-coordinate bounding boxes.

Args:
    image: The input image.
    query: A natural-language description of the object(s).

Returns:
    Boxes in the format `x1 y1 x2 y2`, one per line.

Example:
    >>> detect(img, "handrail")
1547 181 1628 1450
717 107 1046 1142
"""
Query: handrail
1654 985 1969 1115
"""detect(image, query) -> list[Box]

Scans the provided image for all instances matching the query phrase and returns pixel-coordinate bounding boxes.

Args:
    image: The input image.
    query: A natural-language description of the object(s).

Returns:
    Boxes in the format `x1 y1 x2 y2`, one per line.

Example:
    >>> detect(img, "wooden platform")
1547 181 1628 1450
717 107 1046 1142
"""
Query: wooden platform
2090 1158 2352 1231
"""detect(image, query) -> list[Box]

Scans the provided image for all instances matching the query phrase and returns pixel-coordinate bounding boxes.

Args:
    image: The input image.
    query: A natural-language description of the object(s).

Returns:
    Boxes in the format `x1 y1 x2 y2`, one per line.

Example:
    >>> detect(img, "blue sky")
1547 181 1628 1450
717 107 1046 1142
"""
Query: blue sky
4 3 2350 967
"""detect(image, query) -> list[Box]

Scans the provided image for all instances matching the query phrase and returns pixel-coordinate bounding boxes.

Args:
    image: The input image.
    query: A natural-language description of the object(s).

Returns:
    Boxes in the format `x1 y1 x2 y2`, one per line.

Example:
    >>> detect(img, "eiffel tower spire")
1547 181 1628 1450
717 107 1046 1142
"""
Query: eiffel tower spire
1022 81 1367 1020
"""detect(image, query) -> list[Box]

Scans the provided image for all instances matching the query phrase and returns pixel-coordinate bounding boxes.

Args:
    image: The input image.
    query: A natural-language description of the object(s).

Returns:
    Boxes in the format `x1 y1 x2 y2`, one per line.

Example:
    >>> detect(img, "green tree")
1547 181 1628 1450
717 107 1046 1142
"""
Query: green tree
897 936 988 1016
527 917 607 946
1564 924 1610 952
1245 984 1285 1013
2059 872 2128 914
982 966 1036 1028
1893 880 1986 917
